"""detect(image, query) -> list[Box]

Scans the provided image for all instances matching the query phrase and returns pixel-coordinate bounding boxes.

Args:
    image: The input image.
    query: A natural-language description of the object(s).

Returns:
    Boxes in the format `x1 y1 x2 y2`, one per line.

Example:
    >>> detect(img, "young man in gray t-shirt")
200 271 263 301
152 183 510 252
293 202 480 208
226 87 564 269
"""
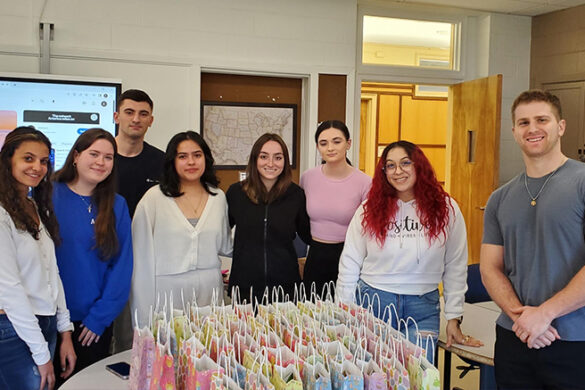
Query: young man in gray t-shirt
481 90 585 388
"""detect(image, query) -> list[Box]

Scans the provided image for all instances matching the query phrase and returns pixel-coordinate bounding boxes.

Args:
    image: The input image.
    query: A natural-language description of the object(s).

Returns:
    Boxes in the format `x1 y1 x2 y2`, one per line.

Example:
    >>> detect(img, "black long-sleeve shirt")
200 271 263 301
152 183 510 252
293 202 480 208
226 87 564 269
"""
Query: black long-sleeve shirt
226 182 310 303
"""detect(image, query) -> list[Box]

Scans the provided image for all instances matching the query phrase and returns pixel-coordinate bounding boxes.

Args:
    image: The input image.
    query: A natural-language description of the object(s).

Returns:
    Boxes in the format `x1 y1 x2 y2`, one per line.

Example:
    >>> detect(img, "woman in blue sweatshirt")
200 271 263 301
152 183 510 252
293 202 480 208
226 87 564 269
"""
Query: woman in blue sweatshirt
52 128 133 379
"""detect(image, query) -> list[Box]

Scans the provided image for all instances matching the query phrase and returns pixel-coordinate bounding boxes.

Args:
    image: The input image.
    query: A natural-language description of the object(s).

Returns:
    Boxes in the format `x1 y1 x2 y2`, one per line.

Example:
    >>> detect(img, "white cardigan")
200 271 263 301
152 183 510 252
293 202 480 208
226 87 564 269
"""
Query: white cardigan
130 186 232 326
0 205 73 365
336 198 468 320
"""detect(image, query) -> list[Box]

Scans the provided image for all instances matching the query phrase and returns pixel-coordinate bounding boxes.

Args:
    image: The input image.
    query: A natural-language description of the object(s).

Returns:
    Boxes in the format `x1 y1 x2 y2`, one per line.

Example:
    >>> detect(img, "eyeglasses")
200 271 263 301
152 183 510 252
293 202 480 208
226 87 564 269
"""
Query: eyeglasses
383 160 414 173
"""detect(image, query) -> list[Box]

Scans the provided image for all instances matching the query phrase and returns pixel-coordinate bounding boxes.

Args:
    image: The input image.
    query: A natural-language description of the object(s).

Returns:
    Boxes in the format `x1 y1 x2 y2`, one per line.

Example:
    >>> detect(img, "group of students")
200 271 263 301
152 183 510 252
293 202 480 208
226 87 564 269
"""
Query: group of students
0 84 495 390
0 127 133 390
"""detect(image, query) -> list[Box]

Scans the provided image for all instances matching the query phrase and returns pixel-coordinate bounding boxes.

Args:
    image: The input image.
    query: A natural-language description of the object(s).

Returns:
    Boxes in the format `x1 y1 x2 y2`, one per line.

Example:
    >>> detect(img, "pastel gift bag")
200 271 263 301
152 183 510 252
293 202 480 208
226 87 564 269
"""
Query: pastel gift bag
230 286 255 319
258 328 280 349
301 352 332 390
210 333 234 362
321 340 353 363
419 335 440 390
159 322 177 390
150 342 166 390
194 354 225 390
355 358 386 390
266 345 303 374
269 344 303 390
243 349 271 379
270 364 303 390
329 357 364 390
217 351 246 389
245 371 275 390
233 331 255 364
129 309 156 390
379 337 409 390
178 320 202 390
282 323 304 352
354 340 385 390
406 336 440 390
134 328 156 389
161 349 177 390
244 350 275 390
183 335 208 390
149 321 168 390
128 326 145 390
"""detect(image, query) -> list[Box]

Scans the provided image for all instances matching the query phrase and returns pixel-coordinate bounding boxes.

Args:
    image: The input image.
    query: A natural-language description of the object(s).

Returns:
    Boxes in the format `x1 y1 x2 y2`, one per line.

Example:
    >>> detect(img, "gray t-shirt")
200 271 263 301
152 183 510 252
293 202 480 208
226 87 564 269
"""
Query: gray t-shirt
483 159 585 340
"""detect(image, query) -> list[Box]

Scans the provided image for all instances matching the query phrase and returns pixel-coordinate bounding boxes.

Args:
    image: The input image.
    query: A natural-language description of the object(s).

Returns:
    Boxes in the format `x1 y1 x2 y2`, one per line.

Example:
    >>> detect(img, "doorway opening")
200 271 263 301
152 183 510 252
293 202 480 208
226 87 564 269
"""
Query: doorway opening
358 76 503 264
359 82 448 187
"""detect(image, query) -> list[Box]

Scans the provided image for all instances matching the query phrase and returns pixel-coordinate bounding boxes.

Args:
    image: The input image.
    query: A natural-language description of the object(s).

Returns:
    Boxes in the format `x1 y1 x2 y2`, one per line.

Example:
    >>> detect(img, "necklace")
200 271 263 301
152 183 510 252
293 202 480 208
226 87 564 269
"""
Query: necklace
181 190 206 217
523 167 560 207
77 194 95 224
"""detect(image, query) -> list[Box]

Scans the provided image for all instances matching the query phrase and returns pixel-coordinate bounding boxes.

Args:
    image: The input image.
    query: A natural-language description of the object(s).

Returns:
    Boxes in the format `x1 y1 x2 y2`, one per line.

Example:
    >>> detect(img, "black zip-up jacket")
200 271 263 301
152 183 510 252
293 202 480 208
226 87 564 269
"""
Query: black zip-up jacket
226 182 311 303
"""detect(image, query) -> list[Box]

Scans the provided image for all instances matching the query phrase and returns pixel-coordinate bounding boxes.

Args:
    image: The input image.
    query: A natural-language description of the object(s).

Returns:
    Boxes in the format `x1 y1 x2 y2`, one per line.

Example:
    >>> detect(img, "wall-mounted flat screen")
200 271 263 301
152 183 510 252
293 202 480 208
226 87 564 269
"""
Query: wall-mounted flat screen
0 73 121 169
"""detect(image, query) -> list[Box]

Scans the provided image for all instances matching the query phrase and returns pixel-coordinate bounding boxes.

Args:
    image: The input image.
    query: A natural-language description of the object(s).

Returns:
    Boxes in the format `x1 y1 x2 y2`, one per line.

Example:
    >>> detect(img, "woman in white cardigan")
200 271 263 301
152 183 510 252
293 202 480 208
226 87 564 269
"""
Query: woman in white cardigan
0 127 76 390
130 131 232 326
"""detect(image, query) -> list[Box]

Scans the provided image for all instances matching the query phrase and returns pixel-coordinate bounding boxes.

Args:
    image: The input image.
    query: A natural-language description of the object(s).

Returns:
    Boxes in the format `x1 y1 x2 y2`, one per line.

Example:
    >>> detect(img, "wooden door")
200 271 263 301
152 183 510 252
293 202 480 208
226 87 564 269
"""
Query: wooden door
447 75 502 264
359 93 378 176
542 81 585 162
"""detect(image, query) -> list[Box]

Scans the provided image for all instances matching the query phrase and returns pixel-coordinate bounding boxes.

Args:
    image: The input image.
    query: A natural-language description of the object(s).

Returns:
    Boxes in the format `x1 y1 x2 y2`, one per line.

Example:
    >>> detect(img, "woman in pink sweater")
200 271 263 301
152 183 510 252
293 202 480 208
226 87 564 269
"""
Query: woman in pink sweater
300 120 371 298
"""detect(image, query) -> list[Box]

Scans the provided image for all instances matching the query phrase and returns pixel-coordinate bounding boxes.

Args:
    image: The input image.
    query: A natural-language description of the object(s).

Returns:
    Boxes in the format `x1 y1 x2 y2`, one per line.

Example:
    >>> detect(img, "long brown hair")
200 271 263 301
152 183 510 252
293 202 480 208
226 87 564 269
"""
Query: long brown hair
242 133 292 204
54 128 119 260
0 126 59 241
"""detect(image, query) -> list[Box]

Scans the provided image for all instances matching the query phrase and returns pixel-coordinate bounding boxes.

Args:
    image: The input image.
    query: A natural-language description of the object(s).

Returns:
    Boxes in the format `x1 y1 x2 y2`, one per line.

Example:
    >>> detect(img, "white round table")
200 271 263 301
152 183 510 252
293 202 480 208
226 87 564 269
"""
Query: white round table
59 350 131 390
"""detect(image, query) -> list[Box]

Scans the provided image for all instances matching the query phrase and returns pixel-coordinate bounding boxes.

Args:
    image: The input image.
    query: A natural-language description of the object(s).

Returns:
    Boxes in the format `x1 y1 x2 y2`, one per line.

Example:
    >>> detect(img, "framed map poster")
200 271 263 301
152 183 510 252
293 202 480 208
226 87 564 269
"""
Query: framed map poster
201 101 297 169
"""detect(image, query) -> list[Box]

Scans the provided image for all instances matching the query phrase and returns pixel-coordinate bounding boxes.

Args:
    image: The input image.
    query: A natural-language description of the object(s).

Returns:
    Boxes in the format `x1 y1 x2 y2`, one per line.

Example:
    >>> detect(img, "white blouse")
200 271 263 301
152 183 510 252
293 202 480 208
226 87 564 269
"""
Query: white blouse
130 186 233 327
0 205 73 365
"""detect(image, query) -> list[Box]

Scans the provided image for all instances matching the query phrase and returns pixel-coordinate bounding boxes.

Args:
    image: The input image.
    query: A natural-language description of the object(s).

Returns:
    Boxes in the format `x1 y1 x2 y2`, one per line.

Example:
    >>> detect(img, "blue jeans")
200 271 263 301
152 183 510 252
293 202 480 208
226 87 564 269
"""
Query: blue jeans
0 314 57 390
356 279 439 362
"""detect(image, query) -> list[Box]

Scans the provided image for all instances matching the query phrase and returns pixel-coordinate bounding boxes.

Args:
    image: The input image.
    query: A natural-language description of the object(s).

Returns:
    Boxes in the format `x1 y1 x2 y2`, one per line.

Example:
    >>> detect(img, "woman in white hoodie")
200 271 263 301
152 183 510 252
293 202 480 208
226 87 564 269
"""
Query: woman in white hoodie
336 140 481 349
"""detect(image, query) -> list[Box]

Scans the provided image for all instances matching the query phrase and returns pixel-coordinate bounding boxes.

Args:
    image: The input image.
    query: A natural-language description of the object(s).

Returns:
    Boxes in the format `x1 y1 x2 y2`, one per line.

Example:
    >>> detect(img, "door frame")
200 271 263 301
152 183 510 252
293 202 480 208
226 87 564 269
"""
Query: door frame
360 92 378 176
541 81 585 162
352 73 463 163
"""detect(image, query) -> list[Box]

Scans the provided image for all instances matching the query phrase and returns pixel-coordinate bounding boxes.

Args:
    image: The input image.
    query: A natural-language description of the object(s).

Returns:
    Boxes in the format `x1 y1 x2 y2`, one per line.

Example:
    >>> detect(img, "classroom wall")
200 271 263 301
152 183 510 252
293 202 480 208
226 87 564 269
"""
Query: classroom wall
531 4 585 86
485 13 532 184
466 13 531 184
0 0 357 173
0 0 531 181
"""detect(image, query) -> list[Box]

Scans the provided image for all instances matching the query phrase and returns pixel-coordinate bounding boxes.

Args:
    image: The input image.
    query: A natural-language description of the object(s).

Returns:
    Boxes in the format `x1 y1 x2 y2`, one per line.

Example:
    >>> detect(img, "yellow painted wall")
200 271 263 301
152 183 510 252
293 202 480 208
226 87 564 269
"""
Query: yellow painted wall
400 96 448 144
360 83 447 183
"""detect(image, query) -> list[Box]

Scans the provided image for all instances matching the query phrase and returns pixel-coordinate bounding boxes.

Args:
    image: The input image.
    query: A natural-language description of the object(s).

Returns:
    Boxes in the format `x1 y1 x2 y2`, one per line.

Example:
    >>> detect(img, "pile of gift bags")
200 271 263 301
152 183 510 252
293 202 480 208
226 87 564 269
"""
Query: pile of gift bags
128 286 440 390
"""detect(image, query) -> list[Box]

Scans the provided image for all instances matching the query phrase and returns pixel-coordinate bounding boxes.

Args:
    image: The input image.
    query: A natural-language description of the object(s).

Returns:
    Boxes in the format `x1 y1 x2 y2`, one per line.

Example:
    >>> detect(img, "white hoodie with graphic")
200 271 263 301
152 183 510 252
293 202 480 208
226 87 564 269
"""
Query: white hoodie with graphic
336 197 468 320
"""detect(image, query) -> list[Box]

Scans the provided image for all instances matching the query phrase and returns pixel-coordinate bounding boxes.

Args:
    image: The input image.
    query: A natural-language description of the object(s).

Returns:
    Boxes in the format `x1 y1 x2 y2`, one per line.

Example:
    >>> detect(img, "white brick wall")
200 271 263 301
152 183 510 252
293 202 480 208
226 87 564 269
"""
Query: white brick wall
0 0 532 180
487 13 532 184
1 0 357 159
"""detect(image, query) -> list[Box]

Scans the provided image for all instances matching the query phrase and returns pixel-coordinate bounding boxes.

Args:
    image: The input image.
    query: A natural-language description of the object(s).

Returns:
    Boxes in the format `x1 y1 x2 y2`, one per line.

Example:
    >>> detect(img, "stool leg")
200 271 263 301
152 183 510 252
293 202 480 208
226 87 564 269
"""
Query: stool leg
443 350 452 390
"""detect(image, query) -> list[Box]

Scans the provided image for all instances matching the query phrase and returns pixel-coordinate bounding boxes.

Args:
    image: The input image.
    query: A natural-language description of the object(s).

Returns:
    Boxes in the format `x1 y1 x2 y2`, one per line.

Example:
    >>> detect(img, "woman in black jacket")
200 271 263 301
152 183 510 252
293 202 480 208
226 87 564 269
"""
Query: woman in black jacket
226 133 310 304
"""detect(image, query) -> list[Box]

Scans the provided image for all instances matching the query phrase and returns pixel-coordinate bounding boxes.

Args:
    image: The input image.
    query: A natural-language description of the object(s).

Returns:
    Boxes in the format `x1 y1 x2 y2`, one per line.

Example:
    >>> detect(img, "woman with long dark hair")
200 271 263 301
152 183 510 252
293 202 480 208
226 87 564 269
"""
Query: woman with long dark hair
131 131 232 326
0 127 76 390
227 133 310 304
336 140 481 349
300 120 370 297
52 128 133 377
